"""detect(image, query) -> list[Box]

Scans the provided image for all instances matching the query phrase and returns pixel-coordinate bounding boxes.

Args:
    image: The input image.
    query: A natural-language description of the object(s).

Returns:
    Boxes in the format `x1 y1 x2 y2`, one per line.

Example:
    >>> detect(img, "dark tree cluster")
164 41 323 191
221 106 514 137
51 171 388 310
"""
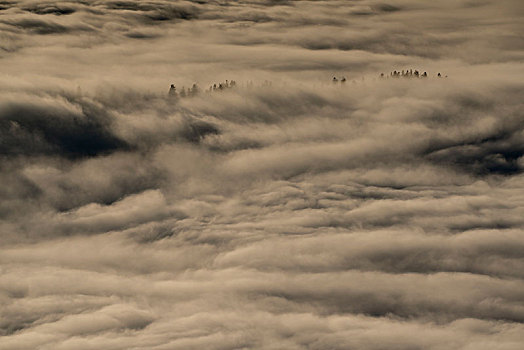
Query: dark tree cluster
205 79 237 92
168 83 200 99
380 69 446 78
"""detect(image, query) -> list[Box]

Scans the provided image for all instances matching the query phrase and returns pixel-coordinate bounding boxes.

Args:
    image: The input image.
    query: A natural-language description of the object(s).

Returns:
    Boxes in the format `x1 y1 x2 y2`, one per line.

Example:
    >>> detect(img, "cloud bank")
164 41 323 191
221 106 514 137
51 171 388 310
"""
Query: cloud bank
1 1 523 349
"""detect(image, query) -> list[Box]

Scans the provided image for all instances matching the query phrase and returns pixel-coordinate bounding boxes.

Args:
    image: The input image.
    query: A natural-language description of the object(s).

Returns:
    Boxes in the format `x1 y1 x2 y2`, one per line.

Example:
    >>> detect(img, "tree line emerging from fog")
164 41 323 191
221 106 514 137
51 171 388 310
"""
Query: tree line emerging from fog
168 79 273 99
379 68 447 79
168 70 448 99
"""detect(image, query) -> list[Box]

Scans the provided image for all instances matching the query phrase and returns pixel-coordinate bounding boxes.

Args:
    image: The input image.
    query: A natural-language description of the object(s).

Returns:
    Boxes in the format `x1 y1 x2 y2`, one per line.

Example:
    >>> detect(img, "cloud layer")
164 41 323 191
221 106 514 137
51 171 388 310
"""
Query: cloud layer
1 1 523 349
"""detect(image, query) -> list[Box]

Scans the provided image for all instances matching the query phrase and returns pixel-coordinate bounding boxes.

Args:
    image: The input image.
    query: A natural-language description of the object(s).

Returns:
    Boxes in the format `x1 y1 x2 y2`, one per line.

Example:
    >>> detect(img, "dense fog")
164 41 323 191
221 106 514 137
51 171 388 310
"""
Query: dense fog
1 1 523 349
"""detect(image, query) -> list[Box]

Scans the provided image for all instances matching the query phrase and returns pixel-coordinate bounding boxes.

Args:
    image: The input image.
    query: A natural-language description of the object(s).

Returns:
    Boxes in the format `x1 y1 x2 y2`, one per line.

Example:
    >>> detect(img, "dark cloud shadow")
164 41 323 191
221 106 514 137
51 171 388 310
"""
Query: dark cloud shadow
0 98 129 159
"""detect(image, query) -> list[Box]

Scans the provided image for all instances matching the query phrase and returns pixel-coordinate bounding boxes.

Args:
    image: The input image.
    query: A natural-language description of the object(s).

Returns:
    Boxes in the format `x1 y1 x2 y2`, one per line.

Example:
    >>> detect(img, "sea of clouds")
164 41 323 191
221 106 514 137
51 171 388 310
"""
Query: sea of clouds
1 1 524 349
